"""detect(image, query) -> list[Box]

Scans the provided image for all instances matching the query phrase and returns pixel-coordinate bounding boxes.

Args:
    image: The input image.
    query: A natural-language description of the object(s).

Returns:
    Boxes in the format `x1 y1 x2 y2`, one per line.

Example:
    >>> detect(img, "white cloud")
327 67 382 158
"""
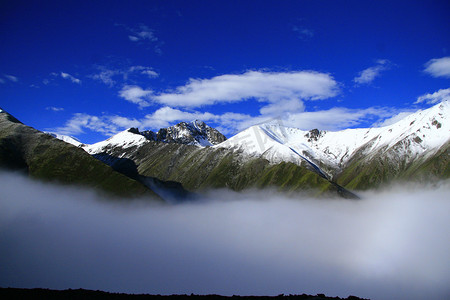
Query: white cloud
51 107 218 137
108 116 141 129
119 85 152 108
424 56 450 78
259 98 305 115
46 106 64 112
60 72 81 84
122 71 339 109
141 107 217 129
4 74 18 82
91 65 158 87
0 78 5 84
415 88 450 105
353 59 391 85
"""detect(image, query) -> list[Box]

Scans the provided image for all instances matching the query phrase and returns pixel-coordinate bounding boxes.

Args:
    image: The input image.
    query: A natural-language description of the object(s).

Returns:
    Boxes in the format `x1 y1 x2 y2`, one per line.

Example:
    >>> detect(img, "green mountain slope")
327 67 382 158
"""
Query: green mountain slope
336 140 450 190
92 138 357 198
0 111 161 200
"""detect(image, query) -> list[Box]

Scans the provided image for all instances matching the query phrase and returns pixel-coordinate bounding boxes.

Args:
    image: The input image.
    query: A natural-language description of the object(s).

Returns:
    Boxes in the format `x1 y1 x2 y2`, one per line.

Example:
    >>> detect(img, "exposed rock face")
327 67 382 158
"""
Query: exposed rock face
138 120 226 147
305 129 321 142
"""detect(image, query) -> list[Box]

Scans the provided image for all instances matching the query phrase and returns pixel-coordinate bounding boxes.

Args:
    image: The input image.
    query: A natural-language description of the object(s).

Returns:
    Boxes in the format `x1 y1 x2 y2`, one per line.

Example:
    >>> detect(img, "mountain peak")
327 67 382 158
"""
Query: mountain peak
217 101 450 181
149 120 226 146
0 108 22 124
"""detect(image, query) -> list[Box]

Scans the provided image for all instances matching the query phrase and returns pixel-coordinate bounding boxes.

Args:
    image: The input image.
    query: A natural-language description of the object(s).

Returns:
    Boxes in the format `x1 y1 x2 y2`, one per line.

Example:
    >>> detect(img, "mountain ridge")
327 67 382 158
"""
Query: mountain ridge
71 101 449 191
0 109 162 200
17 101 449 194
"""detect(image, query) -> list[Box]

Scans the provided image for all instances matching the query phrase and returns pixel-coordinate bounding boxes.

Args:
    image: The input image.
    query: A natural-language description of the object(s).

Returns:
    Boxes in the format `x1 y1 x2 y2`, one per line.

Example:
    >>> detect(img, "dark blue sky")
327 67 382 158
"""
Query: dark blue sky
1 0 449 143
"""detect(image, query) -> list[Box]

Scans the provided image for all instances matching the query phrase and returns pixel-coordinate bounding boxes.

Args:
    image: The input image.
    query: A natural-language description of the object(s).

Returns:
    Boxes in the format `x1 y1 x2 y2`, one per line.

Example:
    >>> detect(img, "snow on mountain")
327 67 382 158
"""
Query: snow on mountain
216 101 449 175
82 128 149 155
45 132 83 147
81 120 226 155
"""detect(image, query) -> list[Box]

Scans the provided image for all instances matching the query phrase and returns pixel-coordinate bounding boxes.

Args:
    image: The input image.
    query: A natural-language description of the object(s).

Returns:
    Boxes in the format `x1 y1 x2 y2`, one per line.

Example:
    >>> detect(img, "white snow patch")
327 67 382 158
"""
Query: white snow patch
46 132 83 147
82 129 149 155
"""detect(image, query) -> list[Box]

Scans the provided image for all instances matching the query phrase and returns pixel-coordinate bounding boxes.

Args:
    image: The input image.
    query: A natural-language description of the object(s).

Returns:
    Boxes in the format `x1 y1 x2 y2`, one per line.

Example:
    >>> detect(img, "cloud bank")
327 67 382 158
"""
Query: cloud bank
0 172 449 300
52 104 394 137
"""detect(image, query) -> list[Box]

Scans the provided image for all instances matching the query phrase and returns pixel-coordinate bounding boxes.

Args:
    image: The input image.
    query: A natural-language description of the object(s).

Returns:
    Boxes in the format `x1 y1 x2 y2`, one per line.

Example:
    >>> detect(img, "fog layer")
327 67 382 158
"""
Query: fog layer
0 172 449 299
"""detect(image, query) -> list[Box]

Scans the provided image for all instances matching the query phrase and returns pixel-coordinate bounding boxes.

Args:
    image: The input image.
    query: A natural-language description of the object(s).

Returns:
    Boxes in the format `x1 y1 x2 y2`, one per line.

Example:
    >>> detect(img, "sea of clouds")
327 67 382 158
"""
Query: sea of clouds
0 172 449 299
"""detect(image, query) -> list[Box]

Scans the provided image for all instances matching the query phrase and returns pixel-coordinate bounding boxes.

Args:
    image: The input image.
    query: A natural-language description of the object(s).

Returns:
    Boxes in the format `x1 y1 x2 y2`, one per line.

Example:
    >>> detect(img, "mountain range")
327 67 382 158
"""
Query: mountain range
1 101 448 201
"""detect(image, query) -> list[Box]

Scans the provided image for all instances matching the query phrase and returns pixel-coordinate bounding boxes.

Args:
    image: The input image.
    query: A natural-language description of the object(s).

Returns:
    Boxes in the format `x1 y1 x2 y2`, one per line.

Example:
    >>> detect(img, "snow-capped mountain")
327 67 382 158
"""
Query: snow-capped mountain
82 120 226 155
216 101 449 179
45 132 82 147
49 101 448 191
83 129 149 155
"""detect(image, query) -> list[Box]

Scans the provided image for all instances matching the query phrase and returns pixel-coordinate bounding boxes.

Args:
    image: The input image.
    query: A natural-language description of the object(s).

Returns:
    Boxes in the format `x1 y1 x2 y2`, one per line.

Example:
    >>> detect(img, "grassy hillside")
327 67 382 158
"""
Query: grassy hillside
336 141 450 190
0 112 161 200
93 140 353 198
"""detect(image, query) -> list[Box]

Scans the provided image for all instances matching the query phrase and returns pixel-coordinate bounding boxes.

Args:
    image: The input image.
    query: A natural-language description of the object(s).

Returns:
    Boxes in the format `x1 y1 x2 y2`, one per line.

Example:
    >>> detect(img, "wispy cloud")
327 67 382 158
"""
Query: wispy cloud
118 23 163 54
91 65 158 87
90 68 117 87
128 24 158 43
50 113 120 136
46 106 64 112
353 59 392 85
46 72 81 85
60 72 81 84
415 88 450 105
2 74 19 83
424 56 450 78
292 26 314 40
127 66 158 78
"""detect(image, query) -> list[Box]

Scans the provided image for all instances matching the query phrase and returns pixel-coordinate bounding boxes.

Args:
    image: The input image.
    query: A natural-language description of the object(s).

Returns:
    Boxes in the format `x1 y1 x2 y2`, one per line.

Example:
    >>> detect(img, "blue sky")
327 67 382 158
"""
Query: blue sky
1 0 449 143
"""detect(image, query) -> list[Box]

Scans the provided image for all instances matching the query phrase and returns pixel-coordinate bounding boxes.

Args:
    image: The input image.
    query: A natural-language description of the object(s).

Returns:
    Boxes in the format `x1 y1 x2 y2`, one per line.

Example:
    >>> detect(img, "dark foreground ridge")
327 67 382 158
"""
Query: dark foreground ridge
0 288 369 300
